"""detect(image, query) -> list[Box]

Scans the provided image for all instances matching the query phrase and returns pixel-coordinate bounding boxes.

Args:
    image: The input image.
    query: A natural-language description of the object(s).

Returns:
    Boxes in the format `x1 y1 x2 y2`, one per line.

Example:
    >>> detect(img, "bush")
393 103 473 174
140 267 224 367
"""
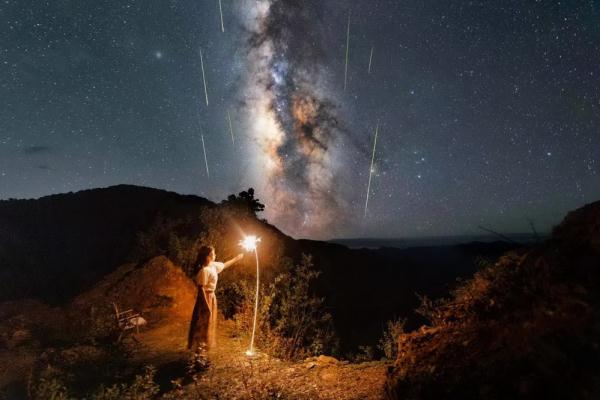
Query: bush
350 345 376 362
128 205 259 277
230 254 337 360
30 367 69 400
267 254 337 359
129 214 208 275
91 365 159 400
378 318 406 360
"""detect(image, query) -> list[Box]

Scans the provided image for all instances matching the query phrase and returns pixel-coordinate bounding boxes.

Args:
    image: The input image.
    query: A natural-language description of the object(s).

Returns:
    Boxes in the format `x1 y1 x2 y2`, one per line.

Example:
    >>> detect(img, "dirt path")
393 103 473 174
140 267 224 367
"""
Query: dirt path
131 319 389 399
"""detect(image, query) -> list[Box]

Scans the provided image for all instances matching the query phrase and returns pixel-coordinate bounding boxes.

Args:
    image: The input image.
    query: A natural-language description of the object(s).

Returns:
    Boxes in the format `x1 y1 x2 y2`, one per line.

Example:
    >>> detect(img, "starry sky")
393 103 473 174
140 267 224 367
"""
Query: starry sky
1 0 599 239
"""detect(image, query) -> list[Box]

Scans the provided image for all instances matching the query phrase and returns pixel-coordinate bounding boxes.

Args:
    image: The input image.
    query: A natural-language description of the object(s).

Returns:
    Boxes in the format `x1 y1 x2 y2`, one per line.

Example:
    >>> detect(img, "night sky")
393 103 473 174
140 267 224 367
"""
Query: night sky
1 1 599 239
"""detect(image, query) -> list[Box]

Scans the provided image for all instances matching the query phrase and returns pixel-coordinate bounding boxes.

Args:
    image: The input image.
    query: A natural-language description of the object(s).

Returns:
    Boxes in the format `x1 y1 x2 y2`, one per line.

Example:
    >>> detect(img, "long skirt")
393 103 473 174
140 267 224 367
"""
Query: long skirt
187 288 218 350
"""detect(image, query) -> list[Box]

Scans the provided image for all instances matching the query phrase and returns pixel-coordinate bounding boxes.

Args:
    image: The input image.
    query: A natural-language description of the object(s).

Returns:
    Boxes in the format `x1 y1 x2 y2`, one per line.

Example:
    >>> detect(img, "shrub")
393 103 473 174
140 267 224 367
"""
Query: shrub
30 368 69 400
378 318 406 360
129 214 208 275
230 254 337 360
352 345 376 362
91 365 159 400
267 254 336 359
415 294 449 327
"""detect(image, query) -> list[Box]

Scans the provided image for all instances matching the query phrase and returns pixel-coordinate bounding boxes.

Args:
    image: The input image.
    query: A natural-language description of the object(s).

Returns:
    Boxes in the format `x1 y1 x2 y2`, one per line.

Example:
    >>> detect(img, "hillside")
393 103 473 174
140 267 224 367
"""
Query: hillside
385 200 600 399
1 186 598 399
0 185 514 352
0 185 514 351
0 256 387 399
0 185 213 303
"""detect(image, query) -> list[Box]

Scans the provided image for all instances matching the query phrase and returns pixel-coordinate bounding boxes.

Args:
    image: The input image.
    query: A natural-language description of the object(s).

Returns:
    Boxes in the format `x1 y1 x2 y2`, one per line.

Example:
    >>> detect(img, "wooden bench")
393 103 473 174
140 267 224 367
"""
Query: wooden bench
112 303 147 342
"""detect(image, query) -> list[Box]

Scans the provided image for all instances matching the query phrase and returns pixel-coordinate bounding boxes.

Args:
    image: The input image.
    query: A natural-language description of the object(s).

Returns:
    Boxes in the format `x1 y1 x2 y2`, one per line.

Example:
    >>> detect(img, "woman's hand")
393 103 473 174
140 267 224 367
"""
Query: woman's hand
224 253 244 269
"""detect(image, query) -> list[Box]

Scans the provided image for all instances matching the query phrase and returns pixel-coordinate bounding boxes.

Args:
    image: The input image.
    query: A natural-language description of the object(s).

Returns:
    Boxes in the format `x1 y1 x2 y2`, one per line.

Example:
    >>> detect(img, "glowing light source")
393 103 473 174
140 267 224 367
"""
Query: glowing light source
240 235 260 251
239 235 261 356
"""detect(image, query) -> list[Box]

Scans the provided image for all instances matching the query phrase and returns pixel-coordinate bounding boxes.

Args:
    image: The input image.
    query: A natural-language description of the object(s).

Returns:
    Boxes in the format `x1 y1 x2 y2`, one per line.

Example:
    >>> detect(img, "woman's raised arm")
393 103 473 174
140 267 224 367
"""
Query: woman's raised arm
223 253 244 269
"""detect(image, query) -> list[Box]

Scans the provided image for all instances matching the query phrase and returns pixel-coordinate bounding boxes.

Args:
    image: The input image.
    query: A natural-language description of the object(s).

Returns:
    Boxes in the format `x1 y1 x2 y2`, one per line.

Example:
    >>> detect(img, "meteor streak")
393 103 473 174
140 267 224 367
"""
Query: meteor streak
227 110 235 145
368 46 373 74
344 11 350 91
218 0 224 32
201 133 210 178
364 123 379 217
199 48 209 106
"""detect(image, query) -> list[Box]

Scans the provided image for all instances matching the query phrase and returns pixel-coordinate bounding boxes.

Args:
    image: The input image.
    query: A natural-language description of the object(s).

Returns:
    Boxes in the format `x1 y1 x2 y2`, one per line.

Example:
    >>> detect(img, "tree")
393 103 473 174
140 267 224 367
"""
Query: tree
221 188 265 216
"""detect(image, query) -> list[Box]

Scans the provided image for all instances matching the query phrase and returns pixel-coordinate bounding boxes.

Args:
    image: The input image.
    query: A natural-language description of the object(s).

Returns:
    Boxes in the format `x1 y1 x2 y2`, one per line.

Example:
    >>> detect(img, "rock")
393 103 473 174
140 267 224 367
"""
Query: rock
316 355 339 365
305 361 317 369
7 329 30 349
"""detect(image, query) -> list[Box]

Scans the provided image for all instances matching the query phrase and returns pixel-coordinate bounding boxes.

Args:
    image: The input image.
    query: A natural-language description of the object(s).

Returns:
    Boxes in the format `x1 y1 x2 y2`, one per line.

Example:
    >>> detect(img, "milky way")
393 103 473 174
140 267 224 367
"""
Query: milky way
1 0 599 239
239 0 350 238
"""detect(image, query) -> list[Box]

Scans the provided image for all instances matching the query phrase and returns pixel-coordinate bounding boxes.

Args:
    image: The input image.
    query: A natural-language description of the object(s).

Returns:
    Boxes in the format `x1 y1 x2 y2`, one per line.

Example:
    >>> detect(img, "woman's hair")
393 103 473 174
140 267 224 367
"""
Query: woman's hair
195 245 215 270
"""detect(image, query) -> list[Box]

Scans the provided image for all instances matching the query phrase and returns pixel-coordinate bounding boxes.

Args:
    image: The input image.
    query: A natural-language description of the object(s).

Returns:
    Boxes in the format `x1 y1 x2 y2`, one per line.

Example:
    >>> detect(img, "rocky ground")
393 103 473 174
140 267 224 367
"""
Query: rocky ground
385 200 600 399
0 256 389 399
134 318 388 400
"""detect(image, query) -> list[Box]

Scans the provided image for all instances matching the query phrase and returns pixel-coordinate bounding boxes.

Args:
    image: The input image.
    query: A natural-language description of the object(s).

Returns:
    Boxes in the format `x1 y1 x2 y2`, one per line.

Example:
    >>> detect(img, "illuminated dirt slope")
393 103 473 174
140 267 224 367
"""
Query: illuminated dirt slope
1 255 388 398
386 200 600 399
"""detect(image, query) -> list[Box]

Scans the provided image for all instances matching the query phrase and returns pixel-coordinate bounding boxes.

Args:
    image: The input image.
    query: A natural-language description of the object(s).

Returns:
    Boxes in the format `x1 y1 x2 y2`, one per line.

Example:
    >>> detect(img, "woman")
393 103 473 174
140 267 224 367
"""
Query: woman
187 245 243 352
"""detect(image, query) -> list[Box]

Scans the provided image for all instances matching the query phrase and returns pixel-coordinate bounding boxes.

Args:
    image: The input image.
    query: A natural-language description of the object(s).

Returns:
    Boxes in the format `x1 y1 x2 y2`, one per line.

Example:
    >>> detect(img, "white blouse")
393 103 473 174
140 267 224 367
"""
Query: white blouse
197 261 225 292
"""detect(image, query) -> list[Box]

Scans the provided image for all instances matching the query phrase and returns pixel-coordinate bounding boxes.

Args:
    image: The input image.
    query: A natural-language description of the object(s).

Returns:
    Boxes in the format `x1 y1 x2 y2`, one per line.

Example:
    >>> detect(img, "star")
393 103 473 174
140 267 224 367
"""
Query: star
1 0 597 239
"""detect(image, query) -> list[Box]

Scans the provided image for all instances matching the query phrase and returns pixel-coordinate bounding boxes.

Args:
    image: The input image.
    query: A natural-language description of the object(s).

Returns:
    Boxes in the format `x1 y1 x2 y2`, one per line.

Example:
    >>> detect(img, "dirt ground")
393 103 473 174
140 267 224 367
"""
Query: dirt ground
132 318 389 400
0 258 389 400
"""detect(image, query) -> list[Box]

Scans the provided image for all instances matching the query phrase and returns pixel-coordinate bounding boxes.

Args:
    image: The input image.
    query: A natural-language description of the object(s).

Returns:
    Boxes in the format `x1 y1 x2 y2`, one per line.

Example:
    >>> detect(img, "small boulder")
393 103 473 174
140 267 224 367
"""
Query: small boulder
305 361 317 369
316 355 339 366
7 329 31 349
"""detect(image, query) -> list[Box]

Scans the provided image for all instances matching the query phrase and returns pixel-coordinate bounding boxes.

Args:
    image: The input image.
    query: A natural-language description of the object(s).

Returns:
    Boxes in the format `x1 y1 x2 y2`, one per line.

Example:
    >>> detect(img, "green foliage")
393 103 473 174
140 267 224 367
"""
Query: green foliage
231 278 273 343
129 207 233 275
75 305 120 345
29 365 160 400
238 363 289 400
267 254 336 359
415 294 449 326
31 368 69 400
352 345 376 362
217 280 248 320
91 366 160 400
129 214 205 274
128 200 260 278
230 254 338 360
378 318 406 360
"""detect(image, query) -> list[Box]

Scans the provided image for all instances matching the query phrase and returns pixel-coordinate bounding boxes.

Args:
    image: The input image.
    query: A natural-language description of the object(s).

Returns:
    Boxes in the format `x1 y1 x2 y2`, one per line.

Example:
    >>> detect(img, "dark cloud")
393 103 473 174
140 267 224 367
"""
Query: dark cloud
22 146 51 155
